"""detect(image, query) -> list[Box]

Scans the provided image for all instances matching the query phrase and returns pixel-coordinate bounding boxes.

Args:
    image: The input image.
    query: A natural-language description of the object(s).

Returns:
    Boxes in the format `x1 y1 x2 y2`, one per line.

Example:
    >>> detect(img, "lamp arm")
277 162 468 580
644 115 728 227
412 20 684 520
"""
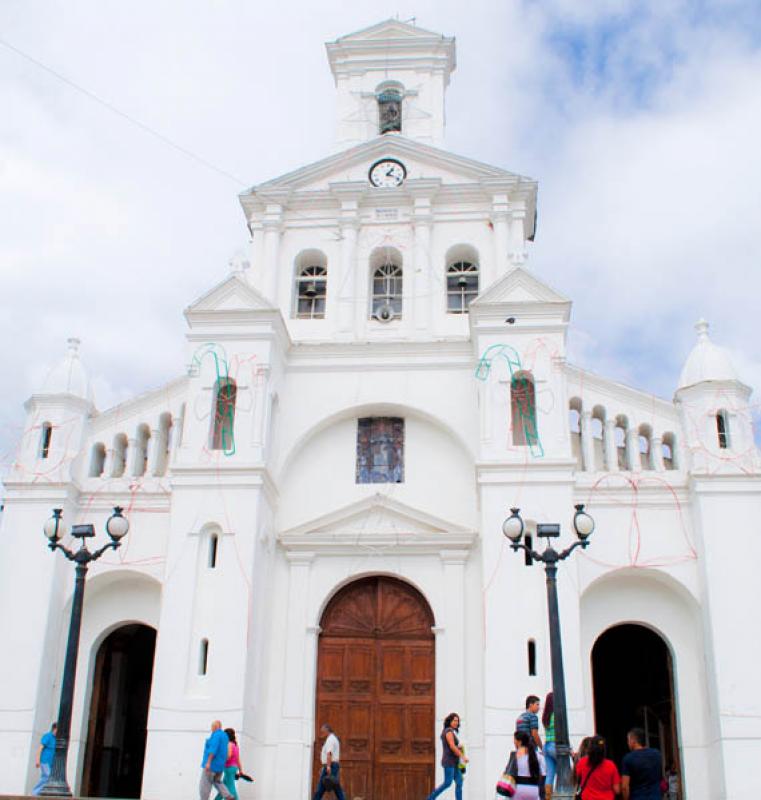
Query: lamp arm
91 540 120 562
558 540 588 561
50 541 77 561
510 542 544 562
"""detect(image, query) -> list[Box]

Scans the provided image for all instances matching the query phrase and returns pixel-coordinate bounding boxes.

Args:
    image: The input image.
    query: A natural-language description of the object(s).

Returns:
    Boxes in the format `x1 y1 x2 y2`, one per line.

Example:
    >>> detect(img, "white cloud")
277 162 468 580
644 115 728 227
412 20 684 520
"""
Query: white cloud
0 0 760 470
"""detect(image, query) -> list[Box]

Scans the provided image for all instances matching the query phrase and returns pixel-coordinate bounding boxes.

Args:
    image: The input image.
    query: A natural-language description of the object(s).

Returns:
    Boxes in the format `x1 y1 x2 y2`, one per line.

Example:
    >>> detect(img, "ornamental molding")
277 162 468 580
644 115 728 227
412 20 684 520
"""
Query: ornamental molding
279 493 477 556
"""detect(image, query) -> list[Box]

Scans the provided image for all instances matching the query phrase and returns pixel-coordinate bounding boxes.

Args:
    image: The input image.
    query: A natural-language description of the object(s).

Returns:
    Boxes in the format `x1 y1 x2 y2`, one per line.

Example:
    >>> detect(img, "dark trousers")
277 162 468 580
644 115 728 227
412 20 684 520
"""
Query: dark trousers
312 762 346 800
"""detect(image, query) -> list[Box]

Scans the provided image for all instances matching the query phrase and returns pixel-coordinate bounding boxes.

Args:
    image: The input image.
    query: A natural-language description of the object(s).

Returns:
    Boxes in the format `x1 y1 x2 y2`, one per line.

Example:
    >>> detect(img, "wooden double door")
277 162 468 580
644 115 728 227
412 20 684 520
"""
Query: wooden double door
314 577 435 800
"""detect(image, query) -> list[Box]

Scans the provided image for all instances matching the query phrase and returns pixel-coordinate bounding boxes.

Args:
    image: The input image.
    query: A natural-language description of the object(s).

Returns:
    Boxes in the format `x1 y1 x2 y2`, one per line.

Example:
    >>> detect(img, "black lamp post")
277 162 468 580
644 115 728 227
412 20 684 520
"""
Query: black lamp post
502 504 595 800
40 506 130 797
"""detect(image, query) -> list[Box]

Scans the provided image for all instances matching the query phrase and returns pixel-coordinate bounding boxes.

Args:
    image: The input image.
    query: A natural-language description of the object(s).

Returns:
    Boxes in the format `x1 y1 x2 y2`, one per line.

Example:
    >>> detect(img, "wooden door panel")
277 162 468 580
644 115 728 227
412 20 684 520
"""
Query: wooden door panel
315 578 435 800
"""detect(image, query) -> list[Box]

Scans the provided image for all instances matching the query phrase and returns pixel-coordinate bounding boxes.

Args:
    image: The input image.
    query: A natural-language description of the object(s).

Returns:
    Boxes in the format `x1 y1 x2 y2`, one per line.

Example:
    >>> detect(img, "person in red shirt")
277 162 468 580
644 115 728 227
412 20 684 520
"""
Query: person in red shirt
575 736 621 800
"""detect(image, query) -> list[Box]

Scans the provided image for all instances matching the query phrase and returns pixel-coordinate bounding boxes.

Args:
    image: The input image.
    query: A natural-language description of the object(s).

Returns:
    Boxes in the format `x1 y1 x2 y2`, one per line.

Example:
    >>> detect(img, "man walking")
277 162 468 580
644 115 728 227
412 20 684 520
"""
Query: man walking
312 723 346 800
199 720 233 800
32 722 56 796
621 728 663 800
516 695 543 750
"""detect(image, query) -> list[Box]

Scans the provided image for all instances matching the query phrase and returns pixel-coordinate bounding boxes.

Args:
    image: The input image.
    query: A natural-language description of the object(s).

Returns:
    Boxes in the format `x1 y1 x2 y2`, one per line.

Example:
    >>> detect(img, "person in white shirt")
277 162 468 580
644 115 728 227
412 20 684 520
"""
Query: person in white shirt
312 724 346 800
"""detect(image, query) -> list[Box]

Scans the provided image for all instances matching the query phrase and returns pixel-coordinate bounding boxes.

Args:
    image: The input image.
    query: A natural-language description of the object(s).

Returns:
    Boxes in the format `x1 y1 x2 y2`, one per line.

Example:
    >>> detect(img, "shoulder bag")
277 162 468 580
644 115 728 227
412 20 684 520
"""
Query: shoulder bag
575 762 598 800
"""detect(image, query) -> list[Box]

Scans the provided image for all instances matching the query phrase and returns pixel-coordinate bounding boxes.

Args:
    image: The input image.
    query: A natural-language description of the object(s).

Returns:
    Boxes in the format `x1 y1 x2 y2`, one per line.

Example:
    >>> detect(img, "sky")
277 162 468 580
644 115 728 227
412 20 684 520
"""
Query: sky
1 0 761 469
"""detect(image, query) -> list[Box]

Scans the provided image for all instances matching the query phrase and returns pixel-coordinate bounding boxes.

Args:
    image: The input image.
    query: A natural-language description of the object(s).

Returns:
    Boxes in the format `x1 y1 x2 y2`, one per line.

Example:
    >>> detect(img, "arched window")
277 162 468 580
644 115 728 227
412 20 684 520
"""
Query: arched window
716 410 730 449
134 424 150 477
592 406 606 471
39 422 52 459
199 638 209 676
527 639 537 676
293 250 328 319
615 416 628 470
89 443 106 477
446 256 479 314
511 372 538 447
211 378 237 452
569 398 583 470
112 434 128 478
208 533 219 569
370 248 403 320
662 432 677 470
639 424 653 470
377 82 403 134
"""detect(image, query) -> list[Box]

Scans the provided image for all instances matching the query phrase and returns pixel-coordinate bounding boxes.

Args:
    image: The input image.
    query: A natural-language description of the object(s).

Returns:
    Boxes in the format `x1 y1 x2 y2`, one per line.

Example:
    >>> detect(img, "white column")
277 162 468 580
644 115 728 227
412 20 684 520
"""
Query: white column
250 367 271 461
281 551 315 727
127 437 139 476
146 428 162 475
490 193 510 284
580 411 595 473
439 551 468 714
413 200 433 332
604 419 619 472
651 436 665 471
626 427 641 472
102 447 115 478
338 218 359 332
509 201 528 267
262 206 283 304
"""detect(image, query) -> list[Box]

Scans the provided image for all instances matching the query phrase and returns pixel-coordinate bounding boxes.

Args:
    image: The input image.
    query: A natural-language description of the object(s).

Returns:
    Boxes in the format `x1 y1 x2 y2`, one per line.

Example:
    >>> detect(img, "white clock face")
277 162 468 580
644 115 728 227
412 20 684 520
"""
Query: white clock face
369 159 406 188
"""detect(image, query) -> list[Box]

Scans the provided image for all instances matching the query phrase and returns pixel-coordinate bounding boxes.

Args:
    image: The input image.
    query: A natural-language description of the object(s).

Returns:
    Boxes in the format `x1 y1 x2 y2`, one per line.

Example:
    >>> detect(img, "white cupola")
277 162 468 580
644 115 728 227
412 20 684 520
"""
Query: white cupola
39 337 94 403
326 19 456 148
677 319 740 390
14 338 95 481
675 319 756 473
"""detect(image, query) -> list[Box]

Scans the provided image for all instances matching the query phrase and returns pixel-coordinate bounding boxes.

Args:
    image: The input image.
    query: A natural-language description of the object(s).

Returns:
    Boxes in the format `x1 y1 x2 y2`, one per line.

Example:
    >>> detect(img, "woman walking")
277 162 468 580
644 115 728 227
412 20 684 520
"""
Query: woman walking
426 713 468 800
541 693 556 800
215 728 243 800
511 730 545 800
574 736 620 800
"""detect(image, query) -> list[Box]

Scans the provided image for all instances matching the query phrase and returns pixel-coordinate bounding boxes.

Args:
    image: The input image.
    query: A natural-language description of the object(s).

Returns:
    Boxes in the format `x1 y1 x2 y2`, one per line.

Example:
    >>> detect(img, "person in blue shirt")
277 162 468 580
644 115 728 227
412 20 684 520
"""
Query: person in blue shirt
200 720 233 800
32 722 56 796
621 728 663 800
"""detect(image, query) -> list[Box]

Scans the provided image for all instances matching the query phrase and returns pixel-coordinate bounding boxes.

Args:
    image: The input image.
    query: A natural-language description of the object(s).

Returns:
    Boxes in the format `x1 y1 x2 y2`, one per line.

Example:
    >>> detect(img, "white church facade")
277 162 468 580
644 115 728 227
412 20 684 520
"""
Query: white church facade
1 19 759 800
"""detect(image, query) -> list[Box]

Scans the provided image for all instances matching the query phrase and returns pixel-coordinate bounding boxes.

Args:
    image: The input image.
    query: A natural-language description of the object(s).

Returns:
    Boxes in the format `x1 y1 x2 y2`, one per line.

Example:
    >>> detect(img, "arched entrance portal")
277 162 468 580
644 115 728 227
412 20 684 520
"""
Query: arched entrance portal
592 624 681 794
314 576 435 800
81 624 156 798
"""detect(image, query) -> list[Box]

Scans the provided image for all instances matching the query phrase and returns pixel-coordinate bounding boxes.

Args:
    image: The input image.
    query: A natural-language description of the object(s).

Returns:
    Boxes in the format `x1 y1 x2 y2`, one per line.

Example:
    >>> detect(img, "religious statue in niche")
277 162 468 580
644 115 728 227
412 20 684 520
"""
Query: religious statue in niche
378 88 403 134
356 417 405 483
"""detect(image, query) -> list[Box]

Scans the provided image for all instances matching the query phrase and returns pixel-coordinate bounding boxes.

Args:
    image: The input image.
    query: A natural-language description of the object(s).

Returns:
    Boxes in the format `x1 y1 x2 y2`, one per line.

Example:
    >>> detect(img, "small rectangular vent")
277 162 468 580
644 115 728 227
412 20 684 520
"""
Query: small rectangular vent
375 207 398 221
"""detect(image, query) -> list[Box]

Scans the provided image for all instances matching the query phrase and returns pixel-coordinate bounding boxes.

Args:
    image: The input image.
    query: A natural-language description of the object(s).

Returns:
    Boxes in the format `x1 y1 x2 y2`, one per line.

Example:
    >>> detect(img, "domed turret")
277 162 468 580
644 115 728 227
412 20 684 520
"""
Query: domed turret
675 319 755 474
39 337 94 404
677 319 739 390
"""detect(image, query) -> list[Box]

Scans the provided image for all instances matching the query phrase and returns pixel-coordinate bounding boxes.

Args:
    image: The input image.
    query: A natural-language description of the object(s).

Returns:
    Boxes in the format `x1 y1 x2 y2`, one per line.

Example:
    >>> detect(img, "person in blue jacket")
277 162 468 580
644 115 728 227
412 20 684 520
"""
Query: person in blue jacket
32 722 56 796
200 720 233 800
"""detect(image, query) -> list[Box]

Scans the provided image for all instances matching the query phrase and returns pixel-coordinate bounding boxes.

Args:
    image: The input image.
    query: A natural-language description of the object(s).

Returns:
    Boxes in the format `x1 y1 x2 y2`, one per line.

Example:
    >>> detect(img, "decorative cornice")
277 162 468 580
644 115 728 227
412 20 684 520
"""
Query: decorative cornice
278 530 477 557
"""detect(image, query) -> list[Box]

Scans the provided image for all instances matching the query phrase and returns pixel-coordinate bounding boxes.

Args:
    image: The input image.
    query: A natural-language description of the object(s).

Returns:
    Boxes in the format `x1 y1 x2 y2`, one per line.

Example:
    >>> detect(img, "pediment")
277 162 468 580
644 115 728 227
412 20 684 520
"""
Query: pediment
185 274 274 315
471 266 570 307
243 137 530 196
336 19 446 42
280 493 472 538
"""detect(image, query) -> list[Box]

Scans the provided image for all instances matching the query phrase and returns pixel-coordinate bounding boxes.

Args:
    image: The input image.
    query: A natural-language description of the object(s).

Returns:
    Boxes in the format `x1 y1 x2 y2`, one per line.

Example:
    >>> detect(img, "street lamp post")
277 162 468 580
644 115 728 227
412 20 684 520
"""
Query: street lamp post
40 506 130 797
502 504 595 800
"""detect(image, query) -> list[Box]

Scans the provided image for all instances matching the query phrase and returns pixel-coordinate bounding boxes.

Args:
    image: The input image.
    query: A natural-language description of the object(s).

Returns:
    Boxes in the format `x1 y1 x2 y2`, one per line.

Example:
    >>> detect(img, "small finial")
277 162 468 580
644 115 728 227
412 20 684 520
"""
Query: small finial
695 319 710 342
67 337 81 355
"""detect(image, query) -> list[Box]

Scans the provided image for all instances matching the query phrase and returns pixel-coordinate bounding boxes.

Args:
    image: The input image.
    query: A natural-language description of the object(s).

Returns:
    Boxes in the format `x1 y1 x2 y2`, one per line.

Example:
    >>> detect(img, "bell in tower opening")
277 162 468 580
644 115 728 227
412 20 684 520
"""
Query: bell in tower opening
377 86 403 134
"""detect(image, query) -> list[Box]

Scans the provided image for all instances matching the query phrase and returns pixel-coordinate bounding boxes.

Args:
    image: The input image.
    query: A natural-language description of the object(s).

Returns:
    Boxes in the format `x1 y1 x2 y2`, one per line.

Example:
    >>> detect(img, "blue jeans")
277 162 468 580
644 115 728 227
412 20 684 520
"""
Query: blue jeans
427 766 463 800
32 763 51 796
313 762 345 800
544 741 557 788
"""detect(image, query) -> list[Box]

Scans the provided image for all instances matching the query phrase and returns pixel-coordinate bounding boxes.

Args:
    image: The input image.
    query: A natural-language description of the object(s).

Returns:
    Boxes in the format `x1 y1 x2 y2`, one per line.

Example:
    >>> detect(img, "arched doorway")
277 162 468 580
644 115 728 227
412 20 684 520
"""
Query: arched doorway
314 576 435 800
592 624 681 796
81 624 156 798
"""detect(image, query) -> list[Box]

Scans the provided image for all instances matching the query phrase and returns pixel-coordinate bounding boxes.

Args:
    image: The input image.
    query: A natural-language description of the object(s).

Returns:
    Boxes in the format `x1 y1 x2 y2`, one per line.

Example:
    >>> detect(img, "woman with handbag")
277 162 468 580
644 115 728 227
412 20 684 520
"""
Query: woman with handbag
426 713 468 800
215 728 242 800
574 736 620 800
511 730 546 800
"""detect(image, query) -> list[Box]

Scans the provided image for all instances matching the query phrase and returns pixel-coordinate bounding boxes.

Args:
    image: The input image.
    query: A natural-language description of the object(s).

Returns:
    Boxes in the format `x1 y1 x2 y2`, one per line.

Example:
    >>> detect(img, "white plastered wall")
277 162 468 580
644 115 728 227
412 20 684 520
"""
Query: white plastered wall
579 569 712 800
